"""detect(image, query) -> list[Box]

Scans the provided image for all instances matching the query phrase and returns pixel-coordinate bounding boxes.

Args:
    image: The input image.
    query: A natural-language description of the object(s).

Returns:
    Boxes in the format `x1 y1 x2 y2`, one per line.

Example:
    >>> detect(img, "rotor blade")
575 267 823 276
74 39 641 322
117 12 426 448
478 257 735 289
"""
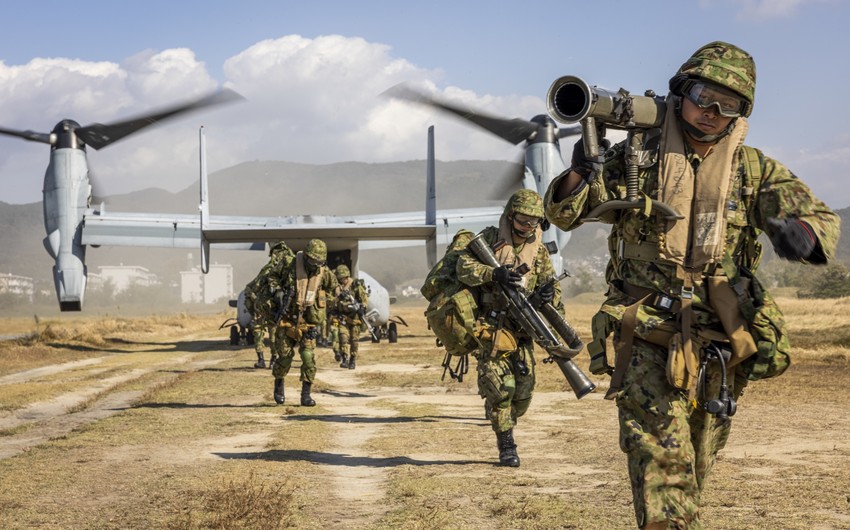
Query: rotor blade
487 152 527 200
76 88 245 150
0 126 52 144
558 124 582 138
383 84 539 145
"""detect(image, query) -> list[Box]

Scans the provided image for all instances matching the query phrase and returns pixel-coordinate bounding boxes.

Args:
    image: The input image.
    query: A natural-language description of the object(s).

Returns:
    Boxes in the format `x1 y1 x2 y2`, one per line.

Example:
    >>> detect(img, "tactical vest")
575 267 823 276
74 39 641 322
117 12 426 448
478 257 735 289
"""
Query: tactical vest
592 145 791 395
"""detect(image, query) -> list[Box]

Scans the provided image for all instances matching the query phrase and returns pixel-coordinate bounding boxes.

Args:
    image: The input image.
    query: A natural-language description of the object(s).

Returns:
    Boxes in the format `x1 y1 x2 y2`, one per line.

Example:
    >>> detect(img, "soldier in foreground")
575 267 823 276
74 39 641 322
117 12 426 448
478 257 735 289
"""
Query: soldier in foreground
333 264 370 369
268 239 338 406
545 41 839 529
243 241 294 369
456 189 562 467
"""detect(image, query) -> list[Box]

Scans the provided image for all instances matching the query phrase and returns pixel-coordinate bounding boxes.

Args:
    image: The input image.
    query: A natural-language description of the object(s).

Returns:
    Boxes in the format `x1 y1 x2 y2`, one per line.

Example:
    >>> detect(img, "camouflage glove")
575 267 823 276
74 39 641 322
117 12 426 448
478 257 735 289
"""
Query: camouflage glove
767 218 817 260
493 266 522 288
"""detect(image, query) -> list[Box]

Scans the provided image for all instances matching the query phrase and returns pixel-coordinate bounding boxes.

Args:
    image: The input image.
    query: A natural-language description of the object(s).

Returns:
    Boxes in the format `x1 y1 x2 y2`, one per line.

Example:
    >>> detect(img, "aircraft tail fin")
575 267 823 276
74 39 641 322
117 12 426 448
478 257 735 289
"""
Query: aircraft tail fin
426 125 437 269
199 126 211 273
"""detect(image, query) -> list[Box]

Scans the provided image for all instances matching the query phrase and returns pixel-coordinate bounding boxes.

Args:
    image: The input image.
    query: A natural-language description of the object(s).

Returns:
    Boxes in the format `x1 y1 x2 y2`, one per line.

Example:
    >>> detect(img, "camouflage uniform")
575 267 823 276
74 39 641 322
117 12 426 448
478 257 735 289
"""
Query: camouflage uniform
456 189 564 467
244 242 295 368
334 265 369 369
269 239 339 406
544 42 840 529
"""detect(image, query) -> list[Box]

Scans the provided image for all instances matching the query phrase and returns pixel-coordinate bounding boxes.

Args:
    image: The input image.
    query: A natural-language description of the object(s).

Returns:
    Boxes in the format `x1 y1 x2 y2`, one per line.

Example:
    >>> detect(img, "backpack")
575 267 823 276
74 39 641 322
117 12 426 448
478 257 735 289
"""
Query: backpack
420 229 481 380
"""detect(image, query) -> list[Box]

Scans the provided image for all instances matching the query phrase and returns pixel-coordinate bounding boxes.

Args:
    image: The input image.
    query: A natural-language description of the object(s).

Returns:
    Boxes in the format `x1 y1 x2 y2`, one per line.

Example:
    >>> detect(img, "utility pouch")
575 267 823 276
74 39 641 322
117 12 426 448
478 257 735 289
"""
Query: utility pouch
707 275 758 367
317 289 326 309
666 333 687 390
739 269 791 380
284 323 303 341
477 326 518 359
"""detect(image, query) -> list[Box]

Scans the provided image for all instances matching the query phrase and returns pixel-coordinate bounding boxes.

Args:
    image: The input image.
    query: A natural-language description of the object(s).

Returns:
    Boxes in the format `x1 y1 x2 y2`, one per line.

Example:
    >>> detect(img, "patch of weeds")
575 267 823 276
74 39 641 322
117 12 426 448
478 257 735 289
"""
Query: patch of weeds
165 471 299 530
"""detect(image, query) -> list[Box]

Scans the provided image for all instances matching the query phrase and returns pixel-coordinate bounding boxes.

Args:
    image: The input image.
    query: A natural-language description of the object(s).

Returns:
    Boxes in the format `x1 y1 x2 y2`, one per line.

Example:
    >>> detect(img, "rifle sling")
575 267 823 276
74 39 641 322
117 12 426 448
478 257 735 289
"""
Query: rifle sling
606 294 649 400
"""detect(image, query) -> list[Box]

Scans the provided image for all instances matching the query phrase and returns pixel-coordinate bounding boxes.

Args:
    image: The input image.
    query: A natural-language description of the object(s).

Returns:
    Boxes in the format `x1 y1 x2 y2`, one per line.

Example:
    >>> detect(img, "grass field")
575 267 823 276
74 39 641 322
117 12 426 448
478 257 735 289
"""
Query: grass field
0 296 848 529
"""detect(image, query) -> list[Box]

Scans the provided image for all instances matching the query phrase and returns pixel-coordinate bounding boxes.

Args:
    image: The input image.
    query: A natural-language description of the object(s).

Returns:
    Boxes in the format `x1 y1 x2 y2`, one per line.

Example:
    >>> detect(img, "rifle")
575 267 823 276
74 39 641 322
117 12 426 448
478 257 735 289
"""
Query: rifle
272 288 295 326
341 289 379 341
467 234 596 399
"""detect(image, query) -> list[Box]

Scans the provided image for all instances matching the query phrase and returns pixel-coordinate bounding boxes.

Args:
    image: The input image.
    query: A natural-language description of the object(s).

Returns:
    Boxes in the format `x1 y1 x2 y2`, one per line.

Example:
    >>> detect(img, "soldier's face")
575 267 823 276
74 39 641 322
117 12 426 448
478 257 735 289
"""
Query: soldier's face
681 97 734 140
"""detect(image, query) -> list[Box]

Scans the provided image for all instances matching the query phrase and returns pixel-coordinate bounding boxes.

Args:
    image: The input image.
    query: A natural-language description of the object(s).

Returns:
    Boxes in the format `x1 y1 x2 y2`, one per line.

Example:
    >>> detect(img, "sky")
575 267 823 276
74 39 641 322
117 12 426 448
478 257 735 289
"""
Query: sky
1 0 849 208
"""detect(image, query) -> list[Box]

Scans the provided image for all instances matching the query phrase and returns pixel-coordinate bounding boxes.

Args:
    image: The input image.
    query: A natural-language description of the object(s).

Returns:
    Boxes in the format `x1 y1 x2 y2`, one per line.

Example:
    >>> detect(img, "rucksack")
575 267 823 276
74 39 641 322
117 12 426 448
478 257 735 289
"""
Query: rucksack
421 229 481 380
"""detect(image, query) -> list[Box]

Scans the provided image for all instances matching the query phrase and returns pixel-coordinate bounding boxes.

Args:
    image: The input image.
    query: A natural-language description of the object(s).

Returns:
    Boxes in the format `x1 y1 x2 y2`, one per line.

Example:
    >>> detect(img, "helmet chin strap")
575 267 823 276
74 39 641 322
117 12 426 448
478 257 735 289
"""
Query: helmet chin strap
682 119 735 143
674 98 736 143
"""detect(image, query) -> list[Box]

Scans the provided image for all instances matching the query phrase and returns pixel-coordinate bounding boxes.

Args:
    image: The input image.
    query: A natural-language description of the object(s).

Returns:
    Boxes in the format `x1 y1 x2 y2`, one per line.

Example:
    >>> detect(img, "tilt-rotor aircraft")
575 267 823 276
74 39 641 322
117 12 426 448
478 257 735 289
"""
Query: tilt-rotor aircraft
0 91 441 341
382 83 584 275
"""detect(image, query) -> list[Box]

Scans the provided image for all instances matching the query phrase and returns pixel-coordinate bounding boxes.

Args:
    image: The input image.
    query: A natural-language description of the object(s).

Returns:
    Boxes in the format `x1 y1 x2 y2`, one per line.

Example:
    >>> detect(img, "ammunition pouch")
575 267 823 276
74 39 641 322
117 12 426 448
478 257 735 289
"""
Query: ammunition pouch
732 267 791 380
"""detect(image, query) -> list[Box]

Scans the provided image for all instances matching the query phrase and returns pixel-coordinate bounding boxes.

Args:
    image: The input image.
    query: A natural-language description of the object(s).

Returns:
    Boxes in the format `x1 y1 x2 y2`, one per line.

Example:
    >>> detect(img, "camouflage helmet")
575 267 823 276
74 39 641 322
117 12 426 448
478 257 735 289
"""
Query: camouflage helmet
669 41 756 117
505 189 544 219
269 241 287 256
335 264 351 279
304 239 327 262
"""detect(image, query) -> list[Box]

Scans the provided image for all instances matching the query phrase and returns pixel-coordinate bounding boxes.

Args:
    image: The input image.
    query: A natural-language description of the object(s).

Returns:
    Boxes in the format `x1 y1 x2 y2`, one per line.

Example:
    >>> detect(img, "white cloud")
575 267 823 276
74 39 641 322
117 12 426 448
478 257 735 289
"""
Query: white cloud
699 0 831 20
0 34 574 204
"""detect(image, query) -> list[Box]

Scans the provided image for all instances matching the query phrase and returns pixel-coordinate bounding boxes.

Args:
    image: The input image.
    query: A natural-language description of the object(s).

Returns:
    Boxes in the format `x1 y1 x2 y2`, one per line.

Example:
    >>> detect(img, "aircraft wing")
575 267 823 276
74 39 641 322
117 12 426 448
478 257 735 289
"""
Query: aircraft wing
81 209 437 250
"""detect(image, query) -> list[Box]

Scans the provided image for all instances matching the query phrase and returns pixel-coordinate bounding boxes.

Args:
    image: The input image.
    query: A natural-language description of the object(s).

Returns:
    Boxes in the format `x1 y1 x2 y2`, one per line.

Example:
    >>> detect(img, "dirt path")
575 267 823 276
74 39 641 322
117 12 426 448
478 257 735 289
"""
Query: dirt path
1 309 849 529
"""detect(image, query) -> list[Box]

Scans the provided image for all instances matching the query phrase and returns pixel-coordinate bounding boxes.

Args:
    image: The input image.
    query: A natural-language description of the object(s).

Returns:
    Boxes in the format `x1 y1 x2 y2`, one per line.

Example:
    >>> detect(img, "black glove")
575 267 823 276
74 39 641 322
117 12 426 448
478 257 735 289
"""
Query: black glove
570 135 610 179
529 281 555 309
767 218 817 260
537 282 555 305
493 266 522 288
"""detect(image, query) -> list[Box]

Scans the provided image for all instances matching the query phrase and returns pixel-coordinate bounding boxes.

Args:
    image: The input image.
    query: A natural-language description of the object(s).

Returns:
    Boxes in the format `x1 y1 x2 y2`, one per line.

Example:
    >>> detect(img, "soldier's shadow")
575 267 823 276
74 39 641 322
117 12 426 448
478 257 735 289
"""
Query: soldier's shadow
214 449 490 467
284 413 486 426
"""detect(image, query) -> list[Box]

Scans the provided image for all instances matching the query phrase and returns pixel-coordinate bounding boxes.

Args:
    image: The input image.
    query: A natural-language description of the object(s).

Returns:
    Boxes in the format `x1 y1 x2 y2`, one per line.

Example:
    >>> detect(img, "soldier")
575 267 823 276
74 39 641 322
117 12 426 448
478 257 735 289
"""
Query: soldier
333 264 369 369
544 41 840 529
268 238 338 406
456 189 562 467
244 241 294 369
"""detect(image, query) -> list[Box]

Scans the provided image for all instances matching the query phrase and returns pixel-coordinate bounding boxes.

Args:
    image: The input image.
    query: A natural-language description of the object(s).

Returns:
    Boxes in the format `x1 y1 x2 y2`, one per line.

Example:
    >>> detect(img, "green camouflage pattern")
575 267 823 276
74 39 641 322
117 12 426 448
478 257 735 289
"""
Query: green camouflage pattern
545 127 839 527
272 334 318 382
335 264 351 279
675 41 756 114
456 225 564 433
618 339 747 528
244 243 296 354
305 238 327 261
545 139 839 342
505 188 544 219
335 277 369 357
268 254 338 383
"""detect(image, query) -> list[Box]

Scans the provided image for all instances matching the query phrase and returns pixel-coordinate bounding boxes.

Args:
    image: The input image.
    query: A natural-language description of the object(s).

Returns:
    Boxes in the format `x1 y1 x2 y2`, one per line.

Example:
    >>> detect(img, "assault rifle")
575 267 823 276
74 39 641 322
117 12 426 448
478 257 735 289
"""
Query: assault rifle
340 290 379 342
272 287 295 326
467 234 596 399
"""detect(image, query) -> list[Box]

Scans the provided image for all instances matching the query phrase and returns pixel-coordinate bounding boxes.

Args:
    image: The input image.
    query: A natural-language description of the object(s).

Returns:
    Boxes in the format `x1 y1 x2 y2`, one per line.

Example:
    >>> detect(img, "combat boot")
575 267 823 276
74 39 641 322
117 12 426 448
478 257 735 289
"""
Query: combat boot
496 429 520 467
273 378 285 405
348 355 356 370
300 381 316 407
339 353 348 368
253 352 266 369
334 350 341 362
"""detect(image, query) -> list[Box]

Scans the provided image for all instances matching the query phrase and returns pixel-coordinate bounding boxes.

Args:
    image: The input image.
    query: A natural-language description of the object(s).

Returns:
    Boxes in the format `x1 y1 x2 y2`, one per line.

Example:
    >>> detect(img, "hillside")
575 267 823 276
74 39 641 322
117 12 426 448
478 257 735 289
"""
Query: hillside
2 158 847 310
0 159 520 303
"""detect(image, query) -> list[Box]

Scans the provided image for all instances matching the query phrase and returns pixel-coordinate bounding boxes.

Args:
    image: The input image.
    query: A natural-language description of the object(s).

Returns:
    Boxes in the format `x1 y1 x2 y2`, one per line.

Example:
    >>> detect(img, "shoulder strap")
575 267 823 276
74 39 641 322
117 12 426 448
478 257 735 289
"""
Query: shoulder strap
740 145 763 205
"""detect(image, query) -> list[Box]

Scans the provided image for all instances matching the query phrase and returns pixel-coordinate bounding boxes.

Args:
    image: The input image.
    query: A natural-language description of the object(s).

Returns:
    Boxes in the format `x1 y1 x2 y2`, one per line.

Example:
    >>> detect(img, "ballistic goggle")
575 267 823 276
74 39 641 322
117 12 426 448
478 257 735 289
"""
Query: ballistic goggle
683 81 747 118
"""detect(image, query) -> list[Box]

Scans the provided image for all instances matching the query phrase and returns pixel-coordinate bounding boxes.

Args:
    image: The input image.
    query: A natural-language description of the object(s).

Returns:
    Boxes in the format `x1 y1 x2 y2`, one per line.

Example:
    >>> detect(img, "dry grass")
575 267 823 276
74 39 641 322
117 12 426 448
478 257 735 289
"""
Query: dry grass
0 297 848 529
